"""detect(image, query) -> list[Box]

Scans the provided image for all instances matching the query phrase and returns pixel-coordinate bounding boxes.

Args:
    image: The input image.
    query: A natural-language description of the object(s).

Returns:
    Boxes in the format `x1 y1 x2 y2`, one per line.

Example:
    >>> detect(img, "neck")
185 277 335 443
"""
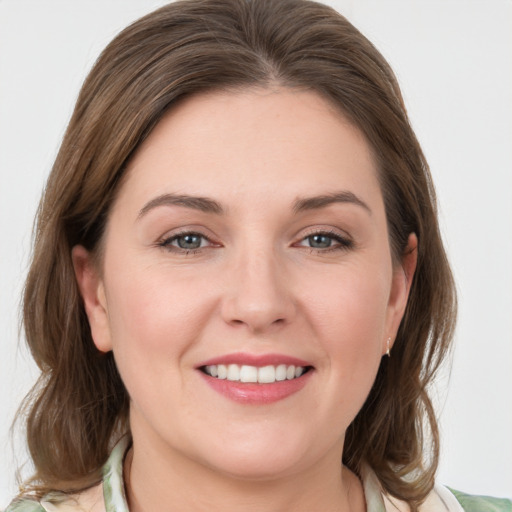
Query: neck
124 434 366 512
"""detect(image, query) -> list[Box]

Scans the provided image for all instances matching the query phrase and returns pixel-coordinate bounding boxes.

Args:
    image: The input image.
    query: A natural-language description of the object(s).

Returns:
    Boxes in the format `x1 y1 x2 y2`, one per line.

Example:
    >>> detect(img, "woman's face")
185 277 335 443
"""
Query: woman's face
75 88 415 480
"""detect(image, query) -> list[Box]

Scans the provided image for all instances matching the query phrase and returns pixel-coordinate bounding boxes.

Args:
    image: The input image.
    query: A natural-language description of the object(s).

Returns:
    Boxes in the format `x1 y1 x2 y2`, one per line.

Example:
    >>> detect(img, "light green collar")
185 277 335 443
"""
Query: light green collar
101 437 387 512
102 436 131 512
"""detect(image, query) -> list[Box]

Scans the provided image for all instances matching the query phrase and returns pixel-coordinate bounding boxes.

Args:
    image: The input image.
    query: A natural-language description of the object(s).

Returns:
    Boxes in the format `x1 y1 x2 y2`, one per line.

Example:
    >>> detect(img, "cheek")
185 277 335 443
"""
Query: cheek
298 263 389 411
102 262 214 386
302 261 390 348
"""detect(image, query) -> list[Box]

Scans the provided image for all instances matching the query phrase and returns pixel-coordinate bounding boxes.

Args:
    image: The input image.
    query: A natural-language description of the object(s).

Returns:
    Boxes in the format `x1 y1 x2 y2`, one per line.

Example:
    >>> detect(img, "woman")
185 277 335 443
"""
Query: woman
4 0 511 511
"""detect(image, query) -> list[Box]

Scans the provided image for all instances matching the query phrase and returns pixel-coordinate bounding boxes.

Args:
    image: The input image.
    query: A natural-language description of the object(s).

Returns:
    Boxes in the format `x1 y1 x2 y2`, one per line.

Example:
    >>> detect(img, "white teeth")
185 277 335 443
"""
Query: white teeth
240 365 258 383
217 364 227 379
203 364 308 383
206 365 218 377
275 364 287 381
258 365 275 383
227 364 240 381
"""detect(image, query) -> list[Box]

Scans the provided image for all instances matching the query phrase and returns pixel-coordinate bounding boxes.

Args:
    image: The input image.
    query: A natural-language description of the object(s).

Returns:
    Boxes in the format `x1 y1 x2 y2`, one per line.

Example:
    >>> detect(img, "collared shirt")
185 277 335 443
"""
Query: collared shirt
5 437 511 512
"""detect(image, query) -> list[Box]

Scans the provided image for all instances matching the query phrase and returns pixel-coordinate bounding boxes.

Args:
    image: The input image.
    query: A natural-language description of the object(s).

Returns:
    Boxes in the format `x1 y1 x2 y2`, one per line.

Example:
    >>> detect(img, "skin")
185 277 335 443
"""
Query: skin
73 88 417 512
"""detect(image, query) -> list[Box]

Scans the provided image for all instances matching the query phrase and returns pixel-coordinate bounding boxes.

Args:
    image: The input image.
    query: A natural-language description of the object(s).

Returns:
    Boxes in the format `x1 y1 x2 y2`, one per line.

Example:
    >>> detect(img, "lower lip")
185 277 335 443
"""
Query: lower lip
199 371 313 404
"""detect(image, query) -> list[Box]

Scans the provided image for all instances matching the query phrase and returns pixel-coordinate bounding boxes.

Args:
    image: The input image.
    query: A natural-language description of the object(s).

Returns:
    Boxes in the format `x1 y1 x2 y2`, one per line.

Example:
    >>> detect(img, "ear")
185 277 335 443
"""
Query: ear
384 233 418 354
72 245 113 353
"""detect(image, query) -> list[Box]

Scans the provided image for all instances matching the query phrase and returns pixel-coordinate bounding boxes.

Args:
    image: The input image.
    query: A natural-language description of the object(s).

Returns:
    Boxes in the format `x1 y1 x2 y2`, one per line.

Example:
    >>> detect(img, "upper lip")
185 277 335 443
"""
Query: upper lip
196 352 313 368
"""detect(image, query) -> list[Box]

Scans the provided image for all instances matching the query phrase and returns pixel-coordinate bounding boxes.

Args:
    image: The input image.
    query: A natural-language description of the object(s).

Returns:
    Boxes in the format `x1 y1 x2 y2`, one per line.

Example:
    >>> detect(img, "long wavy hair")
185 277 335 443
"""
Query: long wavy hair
18 0 456 509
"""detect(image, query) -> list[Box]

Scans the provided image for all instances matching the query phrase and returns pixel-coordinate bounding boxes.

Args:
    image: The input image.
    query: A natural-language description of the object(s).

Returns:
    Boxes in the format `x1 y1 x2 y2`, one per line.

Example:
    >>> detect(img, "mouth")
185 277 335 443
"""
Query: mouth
200 363 312 384
197 354 314 404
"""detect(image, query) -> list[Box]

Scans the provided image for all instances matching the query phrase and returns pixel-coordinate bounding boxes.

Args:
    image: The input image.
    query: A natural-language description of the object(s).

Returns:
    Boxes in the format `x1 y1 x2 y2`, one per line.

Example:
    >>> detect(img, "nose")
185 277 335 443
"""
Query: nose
220 248 296 334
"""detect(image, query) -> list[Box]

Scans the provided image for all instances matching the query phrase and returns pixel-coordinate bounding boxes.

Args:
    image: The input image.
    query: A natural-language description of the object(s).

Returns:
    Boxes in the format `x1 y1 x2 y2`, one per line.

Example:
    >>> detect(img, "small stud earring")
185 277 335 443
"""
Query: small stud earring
385 337 391 357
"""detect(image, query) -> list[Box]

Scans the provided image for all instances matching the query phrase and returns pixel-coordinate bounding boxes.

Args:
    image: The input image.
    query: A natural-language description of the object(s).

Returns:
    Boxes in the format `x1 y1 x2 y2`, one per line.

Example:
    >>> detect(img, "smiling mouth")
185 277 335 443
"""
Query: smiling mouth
200 364 312 384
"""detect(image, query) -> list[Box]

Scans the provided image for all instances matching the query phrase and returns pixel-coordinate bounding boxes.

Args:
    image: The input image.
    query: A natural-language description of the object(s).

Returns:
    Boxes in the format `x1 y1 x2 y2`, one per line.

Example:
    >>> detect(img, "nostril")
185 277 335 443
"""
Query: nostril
220 286 296 332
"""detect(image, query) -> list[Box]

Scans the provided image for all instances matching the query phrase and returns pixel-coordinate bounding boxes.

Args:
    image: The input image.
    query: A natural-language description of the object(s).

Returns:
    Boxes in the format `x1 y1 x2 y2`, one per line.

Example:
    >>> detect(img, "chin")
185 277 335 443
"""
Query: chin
205 451 307 482
189 428 326 482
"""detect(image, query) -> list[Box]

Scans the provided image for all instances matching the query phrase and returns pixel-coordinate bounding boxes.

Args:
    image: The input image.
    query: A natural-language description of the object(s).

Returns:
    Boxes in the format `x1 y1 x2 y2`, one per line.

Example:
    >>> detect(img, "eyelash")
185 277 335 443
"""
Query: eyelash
157 229 353 255
297 229 354 253
157 231 216 255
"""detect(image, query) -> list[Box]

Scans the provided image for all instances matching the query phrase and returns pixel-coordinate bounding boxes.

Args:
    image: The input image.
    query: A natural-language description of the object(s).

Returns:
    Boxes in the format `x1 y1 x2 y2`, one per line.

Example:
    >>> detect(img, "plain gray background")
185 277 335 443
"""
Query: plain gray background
1 0 511 506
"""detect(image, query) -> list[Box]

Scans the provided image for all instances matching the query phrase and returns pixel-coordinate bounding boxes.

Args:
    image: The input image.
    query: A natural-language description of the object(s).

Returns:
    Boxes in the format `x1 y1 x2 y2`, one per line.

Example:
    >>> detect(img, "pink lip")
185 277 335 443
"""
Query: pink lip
196 352 312 368
199 371 313 404
196 352 314 405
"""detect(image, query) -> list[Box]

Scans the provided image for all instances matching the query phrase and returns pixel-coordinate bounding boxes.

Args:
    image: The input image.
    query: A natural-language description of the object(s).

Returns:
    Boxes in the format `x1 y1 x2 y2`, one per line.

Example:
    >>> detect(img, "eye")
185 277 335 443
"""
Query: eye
173 233 206 250
305 234 335 249
297 231 353 252
159 231 214 252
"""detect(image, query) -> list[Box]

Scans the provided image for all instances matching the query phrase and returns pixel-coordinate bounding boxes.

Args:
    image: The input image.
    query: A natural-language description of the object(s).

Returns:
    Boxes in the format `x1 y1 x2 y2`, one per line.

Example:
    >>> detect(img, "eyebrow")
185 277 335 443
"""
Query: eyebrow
138 193 224 219
293 191 372 215
137 190 370 219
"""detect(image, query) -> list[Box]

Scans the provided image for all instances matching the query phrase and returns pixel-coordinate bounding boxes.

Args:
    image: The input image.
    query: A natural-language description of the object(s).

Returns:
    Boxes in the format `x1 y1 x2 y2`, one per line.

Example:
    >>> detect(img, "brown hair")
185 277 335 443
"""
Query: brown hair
18 0 456 508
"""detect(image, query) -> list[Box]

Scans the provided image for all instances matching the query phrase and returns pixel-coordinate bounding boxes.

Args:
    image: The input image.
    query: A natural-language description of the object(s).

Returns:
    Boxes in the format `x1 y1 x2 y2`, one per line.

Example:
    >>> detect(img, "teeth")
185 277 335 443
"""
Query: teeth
227 364 240 381
258 365 275 383
240 365 258 383
275 364 287 381
203 364 308 383
217 364 227 379
207 365 218 377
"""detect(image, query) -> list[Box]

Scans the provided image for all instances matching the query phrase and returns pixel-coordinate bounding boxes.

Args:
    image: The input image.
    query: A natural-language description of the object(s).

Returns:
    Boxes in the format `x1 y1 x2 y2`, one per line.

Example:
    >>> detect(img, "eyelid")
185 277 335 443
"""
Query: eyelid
154 225 354 254
294 227 354 251
157 227 222 252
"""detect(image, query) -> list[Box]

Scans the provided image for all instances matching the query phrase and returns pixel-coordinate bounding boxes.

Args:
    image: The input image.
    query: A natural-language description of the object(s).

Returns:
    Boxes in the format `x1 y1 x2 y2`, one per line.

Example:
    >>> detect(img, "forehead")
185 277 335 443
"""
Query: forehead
116 87 382 214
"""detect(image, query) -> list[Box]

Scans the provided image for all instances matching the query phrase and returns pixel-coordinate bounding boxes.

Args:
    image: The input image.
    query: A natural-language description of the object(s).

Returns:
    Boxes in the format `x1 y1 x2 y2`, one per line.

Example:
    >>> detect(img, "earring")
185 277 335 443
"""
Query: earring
385 337 391 357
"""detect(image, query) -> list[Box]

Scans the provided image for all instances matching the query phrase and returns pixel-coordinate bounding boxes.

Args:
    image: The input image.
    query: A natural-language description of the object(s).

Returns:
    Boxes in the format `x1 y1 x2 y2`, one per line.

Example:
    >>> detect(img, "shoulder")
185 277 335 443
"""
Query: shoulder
422 484 512 512
448 488 512 512
4 498 46 512
382 482 512 512
3 437 128 512
4 484 105 512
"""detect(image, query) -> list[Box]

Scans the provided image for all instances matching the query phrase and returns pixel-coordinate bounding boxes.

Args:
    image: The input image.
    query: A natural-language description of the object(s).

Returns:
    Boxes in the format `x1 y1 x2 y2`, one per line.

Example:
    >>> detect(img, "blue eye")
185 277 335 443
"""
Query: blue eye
306 234 334 249
160 232 210 251
298 231 352 251
174 233 204 249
